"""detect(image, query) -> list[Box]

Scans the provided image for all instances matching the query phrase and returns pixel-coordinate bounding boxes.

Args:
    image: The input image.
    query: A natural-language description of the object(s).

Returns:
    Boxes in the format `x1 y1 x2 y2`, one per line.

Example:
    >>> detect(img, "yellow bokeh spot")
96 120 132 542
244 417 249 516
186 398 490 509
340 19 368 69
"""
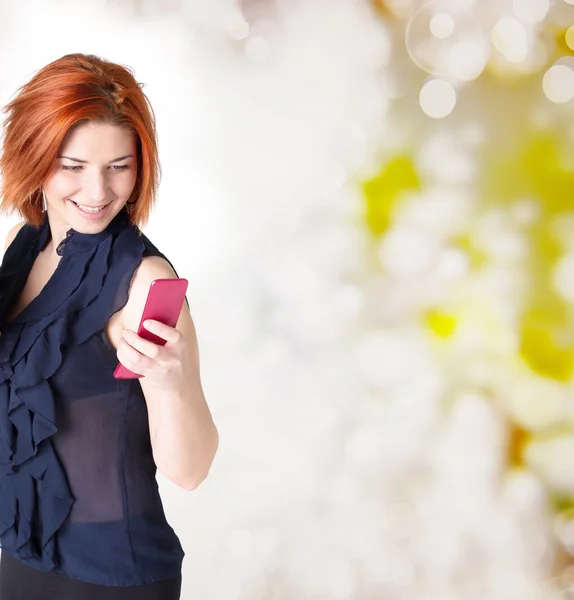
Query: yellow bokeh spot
520 312 574 382
554 27 574 59
484 132 574 383
486 135 574 216
425 310 458 338
507 424 531 468
566 26 574 52
551 495 574 515
522 138 574 215
370 0 411 19
451 234 489 270
362 155 421 238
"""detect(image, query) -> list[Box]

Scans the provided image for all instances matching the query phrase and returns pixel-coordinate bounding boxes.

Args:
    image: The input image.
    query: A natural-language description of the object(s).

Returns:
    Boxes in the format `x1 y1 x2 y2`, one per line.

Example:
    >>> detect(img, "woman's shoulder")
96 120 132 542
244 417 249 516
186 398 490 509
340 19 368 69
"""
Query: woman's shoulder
3 221 26 252
121 251 178 333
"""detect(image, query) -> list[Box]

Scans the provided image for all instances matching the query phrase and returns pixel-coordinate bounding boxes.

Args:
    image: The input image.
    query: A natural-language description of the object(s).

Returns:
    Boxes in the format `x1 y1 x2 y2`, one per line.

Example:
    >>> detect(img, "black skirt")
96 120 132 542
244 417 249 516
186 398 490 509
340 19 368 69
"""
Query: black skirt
0 551 181 600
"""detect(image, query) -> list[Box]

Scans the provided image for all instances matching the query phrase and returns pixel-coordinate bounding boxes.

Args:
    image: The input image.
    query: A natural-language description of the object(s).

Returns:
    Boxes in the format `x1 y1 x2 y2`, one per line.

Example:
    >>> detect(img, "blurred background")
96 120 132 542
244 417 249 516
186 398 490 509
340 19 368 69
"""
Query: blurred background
1 0 574 598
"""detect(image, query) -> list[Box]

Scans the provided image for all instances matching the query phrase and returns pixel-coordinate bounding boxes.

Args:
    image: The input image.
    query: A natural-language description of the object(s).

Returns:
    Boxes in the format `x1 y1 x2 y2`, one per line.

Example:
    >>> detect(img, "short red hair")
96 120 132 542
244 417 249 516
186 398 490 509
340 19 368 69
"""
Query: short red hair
0 53 160 228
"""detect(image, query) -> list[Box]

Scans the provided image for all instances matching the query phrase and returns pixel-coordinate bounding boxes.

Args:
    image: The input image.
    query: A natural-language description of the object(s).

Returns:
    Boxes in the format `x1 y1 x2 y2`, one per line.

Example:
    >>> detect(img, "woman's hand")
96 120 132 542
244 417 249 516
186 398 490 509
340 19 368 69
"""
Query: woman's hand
117 319 193 390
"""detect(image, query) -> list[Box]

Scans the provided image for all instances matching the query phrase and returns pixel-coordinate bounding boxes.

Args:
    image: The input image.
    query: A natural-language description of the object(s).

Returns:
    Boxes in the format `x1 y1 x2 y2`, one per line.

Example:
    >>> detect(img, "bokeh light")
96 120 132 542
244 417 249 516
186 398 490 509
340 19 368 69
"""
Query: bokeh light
492 18 529 63
448 39 489 81
513 0 550 24
553 254 574 301
430 12 455 39
222 8 250 40
406 0 488 81
419 77 457 118
543 62 574 103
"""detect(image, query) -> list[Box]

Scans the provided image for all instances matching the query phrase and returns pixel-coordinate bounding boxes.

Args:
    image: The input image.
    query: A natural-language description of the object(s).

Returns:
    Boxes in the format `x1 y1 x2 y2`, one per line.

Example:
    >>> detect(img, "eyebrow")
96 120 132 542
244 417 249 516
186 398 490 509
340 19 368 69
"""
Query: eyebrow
56 154 134 164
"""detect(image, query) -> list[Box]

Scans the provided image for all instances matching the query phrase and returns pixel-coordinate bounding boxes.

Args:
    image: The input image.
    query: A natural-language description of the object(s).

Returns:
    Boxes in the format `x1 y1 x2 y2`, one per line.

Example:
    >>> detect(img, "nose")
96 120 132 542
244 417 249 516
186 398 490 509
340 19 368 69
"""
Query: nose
84 170 108 205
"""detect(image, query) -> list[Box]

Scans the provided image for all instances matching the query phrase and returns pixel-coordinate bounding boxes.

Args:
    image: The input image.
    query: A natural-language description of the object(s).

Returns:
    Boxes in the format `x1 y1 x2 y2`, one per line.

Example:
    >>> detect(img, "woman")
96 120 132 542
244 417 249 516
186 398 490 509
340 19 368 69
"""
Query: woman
0 53 219 599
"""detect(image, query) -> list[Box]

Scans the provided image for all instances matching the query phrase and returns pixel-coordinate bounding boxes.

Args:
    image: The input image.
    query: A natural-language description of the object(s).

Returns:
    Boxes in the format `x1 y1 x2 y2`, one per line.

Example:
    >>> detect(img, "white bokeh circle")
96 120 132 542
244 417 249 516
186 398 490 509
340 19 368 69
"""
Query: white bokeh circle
406 0 488 81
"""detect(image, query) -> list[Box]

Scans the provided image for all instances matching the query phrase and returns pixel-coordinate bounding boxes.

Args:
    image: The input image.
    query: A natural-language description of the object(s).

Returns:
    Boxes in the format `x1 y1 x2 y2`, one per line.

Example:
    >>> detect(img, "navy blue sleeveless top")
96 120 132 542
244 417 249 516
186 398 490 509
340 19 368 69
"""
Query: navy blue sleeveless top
0 208 185 586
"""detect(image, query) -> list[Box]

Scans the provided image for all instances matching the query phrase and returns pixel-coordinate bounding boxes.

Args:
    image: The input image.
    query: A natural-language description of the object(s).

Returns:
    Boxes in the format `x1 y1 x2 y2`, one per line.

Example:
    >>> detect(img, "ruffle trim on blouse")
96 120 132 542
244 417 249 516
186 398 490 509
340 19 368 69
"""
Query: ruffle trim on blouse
0 209 145 571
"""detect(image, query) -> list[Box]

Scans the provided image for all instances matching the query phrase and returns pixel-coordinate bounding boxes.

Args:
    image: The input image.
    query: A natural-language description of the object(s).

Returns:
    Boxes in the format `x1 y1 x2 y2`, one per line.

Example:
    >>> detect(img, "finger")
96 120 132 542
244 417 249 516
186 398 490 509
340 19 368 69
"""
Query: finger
142 319 181 345
122 329 162 359
117 336 154 373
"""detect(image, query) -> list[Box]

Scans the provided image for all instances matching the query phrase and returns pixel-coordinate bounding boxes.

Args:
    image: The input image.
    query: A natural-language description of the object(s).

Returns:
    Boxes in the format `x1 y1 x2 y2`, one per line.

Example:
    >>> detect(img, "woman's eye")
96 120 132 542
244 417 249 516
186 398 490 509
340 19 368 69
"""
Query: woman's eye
60 164 129 172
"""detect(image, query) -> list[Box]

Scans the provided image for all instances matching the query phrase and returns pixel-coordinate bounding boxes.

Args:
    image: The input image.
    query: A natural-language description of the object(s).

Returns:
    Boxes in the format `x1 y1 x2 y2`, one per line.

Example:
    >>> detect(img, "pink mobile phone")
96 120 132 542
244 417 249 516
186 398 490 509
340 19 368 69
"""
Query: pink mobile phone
113 278 189 379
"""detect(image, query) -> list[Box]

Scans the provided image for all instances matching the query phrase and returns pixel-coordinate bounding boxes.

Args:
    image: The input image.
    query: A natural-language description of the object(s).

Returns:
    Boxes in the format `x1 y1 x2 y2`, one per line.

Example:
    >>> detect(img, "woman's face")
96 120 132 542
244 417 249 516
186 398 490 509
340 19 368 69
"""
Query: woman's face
43 121 138 234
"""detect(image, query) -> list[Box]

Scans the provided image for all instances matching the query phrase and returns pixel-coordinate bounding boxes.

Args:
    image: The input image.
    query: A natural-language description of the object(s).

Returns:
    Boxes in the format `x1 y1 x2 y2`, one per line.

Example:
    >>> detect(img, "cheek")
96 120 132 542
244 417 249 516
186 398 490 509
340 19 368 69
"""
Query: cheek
112 171 138 196
43 173 78 199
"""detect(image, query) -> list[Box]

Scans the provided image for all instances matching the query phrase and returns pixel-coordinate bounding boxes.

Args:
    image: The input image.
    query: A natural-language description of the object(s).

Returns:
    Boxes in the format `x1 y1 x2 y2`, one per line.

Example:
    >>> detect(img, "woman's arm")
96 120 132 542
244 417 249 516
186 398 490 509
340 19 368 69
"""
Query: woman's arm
118 255 219 491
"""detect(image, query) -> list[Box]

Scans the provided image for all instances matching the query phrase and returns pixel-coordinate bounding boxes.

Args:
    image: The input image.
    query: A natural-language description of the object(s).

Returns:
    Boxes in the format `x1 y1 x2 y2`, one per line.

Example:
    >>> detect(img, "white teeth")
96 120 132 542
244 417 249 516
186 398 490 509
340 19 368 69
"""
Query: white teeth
73 202 106 214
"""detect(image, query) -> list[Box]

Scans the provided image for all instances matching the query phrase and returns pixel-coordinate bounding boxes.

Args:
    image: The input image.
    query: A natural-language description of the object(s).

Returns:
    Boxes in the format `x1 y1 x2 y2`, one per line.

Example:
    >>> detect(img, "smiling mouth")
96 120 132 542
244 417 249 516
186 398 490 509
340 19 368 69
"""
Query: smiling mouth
68 199 111 213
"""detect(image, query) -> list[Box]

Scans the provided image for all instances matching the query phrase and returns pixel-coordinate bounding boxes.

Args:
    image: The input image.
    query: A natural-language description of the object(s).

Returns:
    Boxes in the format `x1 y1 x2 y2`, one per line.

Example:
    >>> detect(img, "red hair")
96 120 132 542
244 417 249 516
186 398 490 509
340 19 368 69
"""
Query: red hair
0 53 160 228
